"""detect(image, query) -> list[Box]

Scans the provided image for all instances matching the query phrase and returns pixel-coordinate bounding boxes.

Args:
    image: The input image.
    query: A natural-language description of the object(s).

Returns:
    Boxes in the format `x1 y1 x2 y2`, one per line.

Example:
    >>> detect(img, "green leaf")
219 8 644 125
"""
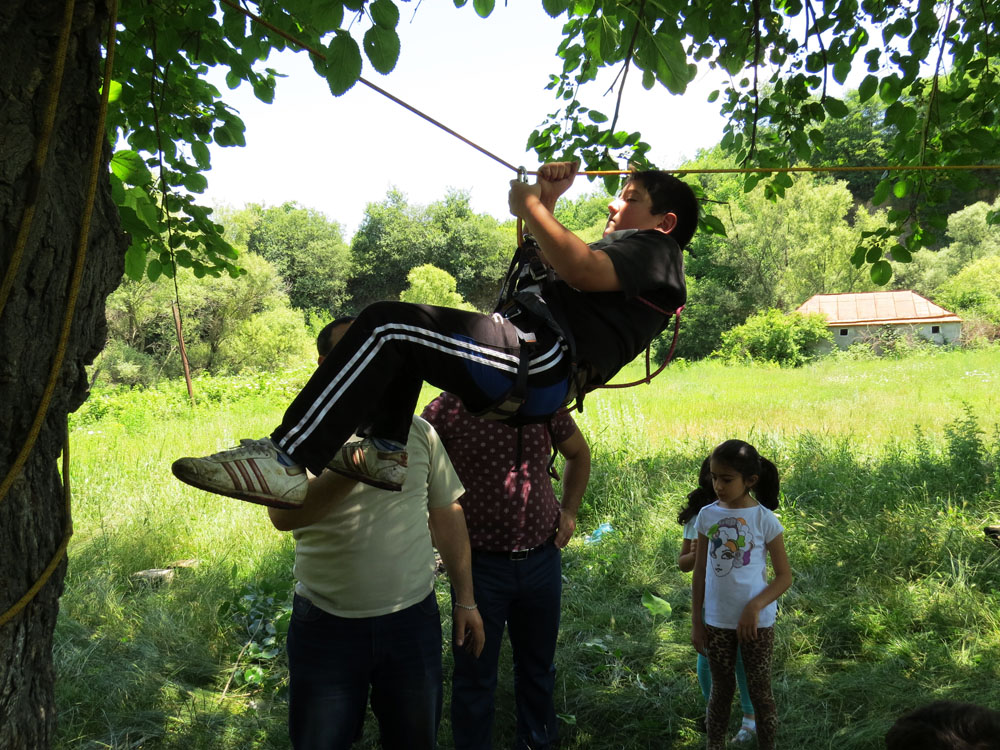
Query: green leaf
305 0 344 31
870 259 892 285
146 258 163 281
890 244 912 263
364 26 400 75
370 0 400 28
109 172 125 205
191 141 211 168
822 96 849 118
542 0 571 16
850 243 867 268
124 187 161 232
700 213 727 236
182 172 208 193
101 79 123 103
893 178 911 199
325 33 362 95
473 0 495 17
588 110 608 123
110 150 152 186
858 74 878 103
124 243 147 281
832 60 850 85
641 591 672 618
873 178 891 205
878 76 901 105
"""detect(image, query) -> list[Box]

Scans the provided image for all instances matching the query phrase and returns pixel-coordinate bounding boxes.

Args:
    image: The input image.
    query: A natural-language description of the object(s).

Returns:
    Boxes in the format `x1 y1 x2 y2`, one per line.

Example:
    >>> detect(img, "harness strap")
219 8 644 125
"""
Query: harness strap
470 331 533 423
595 306 684 390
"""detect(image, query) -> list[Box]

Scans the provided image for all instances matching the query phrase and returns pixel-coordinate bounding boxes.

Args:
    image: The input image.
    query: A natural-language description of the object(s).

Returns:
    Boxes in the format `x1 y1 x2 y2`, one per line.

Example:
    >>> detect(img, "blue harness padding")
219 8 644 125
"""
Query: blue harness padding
471 237 579 427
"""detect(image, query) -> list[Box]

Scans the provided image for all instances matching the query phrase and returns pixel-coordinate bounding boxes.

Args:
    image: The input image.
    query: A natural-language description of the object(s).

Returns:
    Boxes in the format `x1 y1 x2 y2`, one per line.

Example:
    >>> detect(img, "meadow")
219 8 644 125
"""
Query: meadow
55 347 1000 749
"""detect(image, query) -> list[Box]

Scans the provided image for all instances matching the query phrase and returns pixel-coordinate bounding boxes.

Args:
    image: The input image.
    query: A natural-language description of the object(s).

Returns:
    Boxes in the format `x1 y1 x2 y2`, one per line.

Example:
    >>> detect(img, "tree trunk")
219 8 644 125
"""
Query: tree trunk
0 1 126 747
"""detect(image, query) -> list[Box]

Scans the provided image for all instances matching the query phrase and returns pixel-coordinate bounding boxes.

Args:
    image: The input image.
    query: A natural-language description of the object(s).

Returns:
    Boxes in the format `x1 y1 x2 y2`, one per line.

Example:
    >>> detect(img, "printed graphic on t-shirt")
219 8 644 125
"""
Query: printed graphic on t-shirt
707 517 755 577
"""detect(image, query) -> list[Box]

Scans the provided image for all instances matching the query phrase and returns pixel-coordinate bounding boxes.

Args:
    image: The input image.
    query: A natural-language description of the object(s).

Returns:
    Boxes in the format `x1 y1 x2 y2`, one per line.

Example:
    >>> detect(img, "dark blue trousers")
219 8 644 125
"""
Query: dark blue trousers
451 541 562 750
286 592 443 750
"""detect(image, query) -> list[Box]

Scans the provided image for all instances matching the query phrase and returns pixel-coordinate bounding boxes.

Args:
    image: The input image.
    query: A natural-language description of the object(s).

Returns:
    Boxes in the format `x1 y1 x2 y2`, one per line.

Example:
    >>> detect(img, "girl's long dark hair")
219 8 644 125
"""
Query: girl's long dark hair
677 456 715 525
679 440 781 523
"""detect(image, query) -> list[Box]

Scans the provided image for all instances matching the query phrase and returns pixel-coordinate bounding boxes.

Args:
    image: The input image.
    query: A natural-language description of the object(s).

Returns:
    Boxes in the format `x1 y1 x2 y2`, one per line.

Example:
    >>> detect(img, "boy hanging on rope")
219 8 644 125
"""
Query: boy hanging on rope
172 161 697 508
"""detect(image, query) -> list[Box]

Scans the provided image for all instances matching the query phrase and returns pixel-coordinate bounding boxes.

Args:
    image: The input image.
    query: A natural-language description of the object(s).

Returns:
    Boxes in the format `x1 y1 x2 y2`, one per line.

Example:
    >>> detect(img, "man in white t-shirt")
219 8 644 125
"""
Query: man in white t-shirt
267 318 484 750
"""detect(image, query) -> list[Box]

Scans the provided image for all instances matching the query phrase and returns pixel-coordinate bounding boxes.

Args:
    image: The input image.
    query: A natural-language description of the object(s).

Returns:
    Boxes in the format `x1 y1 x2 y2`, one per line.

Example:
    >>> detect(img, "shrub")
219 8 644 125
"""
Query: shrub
91 340 160 387
216 306 313 373
713 309 832 366
400 264 474 310
832 326 936 360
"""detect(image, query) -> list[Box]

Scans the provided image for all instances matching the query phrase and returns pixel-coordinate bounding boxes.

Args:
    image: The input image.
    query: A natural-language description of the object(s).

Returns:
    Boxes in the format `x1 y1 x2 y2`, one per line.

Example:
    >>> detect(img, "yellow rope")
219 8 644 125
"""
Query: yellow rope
0 0 77 320
564 164 1000 177
0 433 72 628
0 0 117 627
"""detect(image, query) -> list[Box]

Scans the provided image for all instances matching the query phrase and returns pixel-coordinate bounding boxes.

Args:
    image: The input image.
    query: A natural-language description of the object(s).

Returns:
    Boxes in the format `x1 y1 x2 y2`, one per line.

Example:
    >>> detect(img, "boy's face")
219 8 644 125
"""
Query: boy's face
604 180 673 236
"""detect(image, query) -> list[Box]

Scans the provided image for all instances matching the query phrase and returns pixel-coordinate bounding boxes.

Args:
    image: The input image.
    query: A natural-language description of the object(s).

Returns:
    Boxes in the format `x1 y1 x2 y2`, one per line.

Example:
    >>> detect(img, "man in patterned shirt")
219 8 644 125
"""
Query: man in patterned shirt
422 393 590 750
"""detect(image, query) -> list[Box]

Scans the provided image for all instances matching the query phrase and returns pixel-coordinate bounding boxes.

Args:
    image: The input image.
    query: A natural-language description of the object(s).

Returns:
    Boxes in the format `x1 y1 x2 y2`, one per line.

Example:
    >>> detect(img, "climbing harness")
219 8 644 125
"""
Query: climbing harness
474 166 683 427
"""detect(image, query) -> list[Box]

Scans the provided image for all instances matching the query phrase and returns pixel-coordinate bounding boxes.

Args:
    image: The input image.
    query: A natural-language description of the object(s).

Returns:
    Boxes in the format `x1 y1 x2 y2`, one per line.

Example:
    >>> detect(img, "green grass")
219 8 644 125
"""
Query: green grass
55 347 1000 749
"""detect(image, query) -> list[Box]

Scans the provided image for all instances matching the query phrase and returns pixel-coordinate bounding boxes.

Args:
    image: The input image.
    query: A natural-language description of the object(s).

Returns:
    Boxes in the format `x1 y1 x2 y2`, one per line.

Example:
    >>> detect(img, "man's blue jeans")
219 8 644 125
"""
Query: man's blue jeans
286 591 443 750
451 541 561 750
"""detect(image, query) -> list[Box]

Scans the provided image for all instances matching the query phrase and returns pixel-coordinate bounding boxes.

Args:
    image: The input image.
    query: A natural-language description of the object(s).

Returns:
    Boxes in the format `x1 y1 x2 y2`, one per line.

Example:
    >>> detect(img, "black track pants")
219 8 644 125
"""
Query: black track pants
271 301 570 474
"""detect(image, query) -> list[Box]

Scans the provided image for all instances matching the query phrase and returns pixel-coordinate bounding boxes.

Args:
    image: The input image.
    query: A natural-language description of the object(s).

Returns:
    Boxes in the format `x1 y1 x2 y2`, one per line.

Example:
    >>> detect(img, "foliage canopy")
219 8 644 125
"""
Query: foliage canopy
107 0 1000 294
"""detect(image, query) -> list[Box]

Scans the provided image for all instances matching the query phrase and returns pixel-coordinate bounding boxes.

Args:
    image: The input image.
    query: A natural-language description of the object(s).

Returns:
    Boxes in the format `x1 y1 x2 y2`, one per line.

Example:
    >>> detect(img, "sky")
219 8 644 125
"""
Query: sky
201 2 729 235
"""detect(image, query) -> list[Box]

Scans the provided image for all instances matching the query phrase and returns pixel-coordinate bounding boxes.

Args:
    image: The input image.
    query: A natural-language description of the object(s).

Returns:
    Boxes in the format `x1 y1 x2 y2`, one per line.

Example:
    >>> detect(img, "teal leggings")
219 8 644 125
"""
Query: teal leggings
697 650 753 716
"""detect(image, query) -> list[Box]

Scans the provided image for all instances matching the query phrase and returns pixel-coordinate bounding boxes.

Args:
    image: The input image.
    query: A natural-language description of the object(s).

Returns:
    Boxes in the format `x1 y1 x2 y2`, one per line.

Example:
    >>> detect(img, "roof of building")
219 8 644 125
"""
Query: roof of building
795 290 962 326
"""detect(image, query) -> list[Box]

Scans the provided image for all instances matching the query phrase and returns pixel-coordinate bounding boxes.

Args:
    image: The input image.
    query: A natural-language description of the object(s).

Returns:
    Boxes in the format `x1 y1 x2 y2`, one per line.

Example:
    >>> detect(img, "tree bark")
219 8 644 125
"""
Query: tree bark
0 1 126 747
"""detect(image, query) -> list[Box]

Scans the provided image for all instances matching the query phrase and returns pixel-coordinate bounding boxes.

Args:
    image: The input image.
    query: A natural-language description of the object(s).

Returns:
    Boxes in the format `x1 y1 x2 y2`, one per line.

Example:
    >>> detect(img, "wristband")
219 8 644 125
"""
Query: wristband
454 602 478 611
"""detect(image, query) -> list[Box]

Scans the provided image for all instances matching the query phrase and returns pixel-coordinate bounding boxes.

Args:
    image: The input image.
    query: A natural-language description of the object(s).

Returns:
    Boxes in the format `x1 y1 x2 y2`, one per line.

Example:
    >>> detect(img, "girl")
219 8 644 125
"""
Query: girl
690 440 791 750
678 485 757 743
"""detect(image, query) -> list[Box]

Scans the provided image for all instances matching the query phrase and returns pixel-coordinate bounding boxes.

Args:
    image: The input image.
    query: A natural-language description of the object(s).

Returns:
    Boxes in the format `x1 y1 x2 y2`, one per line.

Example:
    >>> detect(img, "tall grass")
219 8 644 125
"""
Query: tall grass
55 348 1000 748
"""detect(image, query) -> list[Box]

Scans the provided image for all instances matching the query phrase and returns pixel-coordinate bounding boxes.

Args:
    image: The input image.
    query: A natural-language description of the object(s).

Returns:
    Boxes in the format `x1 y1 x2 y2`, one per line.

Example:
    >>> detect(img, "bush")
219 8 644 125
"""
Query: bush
399 264 474 310
216 306 313 373
713 309 832 366
91 340 160 387
830 326 936 360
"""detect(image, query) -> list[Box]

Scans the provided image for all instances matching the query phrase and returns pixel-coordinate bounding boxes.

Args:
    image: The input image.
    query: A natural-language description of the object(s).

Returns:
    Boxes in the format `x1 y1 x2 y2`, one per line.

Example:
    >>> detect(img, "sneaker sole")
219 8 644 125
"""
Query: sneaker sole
171 462 304 510
327 465 403 492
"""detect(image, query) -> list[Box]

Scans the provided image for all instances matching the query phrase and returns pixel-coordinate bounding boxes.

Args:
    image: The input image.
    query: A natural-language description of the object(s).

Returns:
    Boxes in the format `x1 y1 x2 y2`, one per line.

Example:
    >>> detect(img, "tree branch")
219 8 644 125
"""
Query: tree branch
607 1 645 136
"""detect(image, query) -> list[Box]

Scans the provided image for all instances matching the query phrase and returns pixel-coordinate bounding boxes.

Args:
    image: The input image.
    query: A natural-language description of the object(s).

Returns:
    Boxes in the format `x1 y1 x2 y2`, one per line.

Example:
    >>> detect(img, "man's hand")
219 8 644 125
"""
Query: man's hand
554 508 577 548
454 606 485 658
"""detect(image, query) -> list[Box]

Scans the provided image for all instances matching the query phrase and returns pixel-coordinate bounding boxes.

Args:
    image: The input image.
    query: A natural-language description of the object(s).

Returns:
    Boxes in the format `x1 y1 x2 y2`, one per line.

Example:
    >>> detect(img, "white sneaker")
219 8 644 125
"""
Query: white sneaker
730 722 756 744
172 438 308 509
328 438 407 491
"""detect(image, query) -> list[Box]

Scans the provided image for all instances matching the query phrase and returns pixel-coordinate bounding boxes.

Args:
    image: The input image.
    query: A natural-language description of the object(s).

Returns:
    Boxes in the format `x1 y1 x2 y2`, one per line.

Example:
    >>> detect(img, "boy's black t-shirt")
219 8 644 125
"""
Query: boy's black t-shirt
542 229 686 385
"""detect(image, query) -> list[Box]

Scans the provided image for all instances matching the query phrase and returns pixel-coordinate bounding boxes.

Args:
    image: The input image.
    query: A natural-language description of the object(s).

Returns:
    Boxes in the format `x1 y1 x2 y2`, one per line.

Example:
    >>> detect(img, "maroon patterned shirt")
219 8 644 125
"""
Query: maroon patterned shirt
421 392 578 552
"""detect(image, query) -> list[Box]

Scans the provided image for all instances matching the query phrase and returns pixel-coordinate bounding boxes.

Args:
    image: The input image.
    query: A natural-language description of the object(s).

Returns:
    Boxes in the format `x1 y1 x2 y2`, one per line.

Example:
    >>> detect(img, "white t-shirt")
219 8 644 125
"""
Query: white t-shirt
292 416 464 618
694 501 784 629
683 517 698 541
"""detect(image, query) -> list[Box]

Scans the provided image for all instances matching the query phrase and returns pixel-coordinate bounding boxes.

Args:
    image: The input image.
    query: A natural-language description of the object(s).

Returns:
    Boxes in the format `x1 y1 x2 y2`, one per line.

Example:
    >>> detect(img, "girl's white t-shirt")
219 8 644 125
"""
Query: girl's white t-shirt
694 501 784 629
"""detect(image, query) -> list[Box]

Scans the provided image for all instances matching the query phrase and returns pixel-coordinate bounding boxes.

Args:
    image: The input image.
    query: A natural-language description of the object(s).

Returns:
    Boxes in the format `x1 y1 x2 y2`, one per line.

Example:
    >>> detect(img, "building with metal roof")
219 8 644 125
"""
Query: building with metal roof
796 290 963 349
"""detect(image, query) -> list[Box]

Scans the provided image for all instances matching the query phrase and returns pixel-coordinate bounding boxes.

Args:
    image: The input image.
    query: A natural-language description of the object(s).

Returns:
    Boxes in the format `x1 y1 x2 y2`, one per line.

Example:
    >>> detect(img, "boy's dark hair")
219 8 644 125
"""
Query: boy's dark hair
316 316 356 358
704 439 780 510
885 700 1000 750
629 171 699 250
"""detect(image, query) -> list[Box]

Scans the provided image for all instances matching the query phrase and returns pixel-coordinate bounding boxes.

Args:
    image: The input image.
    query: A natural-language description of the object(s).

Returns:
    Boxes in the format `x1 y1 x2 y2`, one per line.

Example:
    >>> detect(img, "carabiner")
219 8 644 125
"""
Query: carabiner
516 166 528 183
